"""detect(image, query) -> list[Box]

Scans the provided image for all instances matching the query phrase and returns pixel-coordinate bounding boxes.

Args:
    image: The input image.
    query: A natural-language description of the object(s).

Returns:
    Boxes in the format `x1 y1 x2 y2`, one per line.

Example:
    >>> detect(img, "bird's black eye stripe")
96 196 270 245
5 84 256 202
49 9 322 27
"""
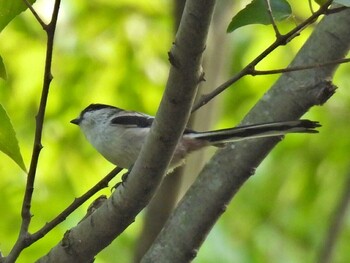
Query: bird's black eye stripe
111 115 154 127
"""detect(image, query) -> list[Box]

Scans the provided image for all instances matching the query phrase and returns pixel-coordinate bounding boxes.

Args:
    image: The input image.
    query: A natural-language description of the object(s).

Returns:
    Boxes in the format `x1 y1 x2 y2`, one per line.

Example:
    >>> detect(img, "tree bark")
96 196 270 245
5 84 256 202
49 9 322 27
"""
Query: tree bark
37 0 217 262
141 8 350 263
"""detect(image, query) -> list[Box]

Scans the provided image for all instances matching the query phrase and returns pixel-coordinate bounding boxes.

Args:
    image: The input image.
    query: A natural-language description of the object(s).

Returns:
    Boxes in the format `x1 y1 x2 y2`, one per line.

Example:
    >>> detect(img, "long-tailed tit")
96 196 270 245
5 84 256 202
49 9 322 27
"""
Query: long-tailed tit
71 104 320 170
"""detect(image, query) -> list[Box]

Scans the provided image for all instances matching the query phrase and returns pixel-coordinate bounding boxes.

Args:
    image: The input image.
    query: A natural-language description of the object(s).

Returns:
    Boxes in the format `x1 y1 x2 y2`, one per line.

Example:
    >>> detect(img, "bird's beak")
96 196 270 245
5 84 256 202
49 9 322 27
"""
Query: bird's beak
70 118 81 125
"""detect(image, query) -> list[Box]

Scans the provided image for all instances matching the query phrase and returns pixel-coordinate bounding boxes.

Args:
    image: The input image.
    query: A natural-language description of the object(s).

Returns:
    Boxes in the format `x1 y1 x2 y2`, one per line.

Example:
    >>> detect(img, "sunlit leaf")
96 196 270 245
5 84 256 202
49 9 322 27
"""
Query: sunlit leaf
0 104 26 172
0 0 36 33
0 55 6 80
227 0 292 33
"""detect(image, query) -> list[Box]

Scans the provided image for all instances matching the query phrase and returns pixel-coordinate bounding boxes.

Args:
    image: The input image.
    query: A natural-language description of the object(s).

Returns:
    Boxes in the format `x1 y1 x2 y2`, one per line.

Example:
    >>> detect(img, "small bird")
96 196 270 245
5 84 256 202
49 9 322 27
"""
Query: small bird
71 103 320 170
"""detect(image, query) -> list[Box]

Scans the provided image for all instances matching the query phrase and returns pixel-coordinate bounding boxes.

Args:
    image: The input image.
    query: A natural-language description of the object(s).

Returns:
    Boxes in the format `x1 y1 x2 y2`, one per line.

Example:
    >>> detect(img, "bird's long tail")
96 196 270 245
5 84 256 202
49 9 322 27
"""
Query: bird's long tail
188 120 321 143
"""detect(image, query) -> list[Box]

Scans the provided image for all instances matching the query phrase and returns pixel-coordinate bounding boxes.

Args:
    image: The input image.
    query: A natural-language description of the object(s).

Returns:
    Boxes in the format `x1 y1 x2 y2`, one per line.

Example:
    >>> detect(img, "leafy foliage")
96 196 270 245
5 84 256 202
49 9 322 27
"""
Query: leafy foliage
0 0 36 33
227 0 292 32
0 104 26 172
0 0 36 80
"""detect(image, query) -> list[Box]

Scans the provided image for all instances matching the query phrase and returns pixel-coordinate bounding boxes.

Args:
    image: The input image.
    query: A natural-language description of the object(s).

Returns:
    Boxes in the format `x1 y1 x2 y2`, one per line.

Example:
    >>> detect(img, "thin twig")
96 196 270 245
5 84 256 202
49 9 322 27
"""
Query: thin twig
325 6 348 15
250 58 350 76
264 0 281 37
5 1 62 262
192 0 334 112
5 165 121 262
30 167 123 242
22 0 47 29
21 0 61 234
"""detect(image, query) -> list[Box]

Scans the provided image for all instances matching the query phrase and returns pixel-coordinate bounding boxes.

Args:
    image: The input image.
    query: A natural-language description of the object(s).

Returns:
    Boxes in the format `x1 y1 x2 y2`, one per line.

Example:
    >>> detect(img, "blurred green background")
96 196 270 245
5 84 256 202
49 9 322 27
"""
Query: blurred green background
0 0 349 262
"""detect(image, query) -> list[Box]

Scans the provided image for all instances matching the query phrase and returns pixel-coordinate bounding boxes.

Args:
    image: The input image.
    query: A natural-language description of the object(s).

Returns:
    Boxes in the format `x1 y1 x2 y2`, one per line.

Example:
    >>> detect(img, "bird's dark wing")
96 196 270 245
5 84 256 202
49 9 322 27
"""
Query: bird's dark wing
111 111 198 133
111 114 154 128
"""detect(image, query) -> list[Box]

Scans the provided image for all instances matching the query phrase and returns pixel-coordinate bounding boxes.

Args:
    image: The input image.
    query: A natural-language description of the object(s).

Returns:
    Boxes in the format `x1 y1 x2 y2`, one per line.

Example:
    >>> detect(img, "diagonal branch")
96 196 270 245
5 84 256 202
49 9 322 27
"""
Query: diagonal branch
250 57 350 75
142 6 350 263
36 0 217 262
30 167 123 242
22 0 47 29
192 0 334 112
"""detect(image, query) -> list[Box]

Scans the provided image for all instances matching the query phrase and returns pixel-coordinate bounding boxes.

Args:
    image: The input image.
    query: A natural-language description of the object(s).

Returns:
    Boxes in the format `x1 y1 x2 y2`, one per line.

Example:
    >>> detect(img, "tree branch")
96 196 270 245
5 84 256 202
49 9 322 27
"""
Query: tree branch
5 1 61 262
134 1 187 259
22 0 47 30
30 167 123 242
142 7 350 263
36 0 216 261
192 0 334 112
264 0 281 38
250 58 350 76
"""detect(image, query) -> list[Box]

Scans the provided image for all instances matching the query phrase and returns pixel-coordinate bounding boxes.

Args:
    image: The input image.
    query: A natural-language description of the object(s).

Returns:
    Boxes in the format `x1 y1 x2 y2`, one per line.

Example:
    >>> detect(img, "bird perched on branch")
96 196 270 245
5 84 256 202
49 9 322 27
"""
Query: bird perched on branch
71 103 320 170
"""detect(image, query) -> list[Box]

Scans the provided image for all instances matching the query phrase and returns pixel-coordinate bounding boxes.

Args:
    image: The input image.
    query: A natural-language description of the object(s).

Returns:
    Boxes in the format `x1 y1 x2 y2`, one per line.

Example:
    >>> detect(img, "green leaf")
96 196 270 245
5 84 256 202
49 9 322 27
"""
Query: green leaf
227 0 292 33
0 0 36 33
0 55 7 80
0 104 27 172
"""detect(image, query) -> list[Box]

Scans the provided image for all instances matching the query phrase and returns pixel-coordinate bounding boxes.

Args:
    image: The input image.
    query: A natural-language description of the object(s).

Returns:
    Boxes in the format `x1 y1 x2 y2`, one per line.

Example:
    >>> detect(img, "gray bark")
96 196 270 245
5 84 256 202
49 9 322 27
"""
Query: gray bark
36 0 216 262
141 8 350 263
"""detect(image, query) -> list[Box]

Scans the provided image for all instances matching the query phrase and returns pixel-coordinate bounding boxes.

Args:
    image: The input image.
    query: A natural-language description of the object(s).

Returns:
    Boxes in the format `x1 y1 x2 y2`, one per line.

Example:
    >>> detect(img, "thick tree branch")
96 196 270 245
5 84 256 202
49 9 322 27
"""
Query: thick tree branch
36 0 216 262
142 7 350 263
134 1 187 260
